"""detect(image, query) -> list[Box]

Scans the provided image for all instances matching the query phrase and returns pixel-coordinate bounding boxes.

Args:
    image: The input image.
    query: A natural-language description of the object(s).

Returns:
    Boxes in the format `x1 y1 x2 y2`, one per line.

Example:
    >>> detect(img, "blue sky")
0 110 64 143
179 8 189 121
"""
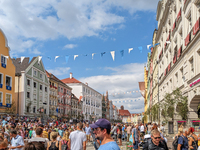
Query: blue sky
0 0 160 113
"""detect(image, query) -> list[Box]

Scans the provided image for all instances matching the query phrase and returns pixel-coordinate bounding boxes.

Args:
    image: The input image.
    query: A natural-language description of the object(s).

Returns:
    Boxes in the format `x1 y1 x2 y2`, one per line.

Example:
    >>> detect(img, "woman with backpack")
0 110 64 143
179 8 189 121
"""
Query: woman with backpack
60 130 69 150
188 127 198 150
47 132 61 150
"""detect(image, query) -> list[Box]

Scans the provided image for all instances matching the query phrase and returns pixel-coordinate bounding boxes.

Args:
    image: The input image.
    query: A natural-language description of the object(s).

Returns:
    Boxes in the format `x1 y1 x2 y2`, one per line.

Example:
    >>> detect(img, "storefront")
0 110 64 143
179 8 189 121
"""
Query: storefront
190 120 200 135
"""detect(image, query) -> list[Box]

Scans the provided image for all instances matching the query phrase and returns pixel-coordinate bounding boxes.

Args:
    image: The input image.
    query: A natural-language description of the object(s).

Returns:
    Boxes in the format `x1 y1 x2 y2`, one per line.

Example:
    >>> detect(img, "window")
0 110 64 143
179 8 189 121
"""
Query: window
6 94 11 104
61 98 63 104
49 100 51 105
0 92 2 103
45 87 47 92
33 94 36 100
33 106 36 113
34 70 37 76
6 76 11 86
27 79 30 86
44 109 46 114
58 98 60 103
0 73 3 84
40 85 42 90
61 88 63 93
58 87 60 92
27 92 30 98
40 73 42 79
1 55 7 64
34 82 37 88
189 57 194 77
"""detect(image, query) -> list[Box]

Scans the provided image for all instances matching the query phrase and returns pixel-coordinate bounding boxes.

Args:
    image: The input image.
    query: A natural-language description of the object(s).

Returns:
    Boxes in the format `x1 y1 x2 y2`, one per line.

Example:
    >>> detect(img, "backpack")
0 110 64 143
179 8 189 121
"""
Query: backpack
49 141 59 150
172 136 185 150
61 140 68 150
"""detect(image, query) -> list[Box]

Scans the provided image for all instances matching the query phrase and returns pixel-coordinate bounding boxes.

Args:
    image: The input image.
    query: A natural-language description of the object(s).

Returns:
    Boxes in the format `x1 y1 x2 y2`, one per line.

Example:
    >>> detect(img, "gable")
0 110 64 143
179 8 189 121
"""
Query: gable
26 68 32 76
33 61 45 72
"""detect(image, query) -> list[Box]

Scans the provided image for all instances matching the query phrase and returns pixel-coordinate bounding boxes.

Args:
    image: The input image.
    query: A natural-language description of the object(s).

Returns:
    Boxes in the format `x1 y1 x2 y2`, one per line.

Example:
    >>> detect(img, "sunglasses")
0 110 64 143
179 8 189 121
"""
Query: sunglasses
153 136 161 139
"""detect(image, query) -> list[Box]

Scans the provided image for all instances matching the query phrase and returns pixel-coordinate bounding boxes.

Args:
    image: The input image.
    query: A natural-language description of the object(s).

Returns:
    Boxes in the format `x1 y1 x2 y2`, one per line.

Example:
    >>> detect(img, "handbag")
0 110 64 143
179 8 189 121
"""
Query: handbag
129 134 133 143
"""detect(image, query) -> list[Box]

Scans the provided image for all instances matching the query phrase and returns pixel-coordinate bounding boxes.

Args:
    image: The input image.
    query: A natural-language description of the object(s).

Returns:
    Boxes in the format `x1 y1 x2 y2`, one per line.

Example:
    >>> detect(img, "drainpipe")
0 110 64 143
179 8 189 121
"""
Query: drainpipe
16 73 21 116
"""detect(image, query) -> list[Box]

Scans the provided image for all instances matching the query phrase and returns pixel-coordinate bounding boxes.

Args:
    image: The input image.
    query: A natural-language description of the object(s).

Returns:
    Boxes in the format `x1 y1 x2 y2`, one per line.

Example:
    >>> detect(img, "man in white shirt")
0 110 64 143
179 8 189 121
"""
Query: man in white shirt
140 124 145 140
10 130 24 150
69 122 86 150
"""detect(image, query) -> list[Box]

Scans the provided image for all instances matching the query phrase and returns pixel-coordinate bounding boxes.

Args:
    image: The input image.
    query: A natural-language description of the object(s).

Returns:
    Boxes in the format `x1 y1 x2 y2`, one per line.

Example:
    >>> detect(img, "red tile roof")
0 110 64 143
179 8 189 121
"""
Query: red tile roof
61 77 81 83
118 110 131 117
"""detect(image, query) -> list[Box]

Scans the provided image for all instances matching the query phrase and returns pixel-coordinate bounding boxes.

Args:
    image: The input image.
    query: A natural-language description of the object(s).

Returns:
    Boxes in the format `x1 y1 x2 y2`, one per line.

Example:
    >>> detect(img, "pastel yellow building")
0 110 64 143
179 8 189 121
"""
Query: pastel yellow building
0 29 15 113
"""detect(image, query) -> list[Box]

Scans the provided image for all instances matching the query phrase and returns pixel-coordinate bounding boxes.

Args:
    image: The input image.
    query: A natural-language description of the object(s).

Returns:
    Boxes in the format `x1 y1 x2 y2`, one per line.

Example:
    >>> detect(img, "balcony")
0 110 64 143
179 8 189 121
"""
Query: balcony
0 84 2 88
183 0 191 12
176 8 182 27
6 104 11 108
185 32 191 47
6 86 12 91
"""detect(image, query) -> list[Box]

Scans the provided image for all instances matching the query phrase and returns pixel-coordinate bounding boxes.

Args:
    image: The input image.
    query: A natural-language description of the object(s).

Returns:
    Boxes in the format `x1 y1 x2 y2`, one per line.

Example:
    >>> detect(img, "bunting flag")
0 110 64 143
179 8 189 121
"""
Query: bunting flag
55 56 60 62
92 53 95 59
65 55 69 64
120 50 124 59
74 55 78 60
101 52 106 58
147 44 152 50
38 56 42 63
138 47 143 53
47 56 51 61
21 56 25 63
5 56 9 60
128 48 133 53
154 43 160 47
110 51 115 61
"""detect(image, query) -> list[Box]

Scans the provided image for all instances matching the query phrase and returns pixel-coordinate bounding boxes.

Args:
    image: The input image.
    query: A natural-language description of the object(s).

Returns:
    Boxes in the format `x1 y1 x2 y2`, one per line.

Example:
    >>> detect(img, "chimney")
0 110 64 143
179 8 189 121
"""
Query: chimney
85 82 88 86
70 72 73 79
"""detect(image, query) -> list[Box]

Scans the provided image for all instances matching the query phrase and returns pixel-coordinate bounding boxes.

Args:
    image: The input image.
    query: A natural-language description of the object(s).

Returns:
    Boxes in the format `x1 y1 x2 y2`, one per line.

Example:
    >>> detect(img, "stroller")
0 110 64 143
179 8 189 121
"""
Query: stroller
139 134 151 147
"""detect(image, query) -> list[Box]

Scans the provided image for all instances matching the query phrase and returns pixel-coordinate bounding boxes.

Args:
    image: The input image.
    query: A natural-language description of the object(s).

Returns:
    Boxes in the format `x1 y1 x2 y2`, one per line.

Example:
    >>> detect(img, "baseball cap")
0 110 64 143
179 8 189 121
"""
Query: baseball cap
90 118 111 129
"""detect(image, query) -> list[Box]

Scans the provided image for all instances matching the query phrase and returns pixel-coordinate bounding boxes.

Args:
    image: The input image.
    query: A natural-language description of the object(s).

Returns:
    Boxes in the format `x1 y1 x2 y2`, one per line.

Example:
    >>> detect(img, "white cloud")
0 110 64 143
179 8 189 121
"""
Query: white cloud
79 63 145 113
63 44 77 49
47 67 70 76
0 0 159 54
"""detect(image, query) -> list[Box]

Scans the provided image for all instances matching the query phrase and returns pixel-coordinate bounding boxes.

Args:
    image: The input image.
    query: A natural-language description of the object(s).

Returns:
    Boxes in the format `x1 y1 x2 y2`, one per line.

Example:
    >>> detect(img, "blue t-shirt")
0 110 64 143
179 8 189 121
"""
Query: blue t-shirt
2 120 7 127
178 135 188 150
58 130 64 137
98 141 120 150
122 127 125 132
85 127 91 135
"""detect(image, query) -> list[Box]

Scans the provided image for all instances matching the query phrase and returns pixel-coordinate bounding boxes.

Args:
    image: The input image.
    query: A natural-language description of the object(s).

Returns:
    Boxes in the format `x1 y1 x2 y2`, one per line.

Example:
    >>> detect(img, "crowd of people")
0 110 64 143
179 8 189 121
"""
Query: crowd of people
0 114 200 150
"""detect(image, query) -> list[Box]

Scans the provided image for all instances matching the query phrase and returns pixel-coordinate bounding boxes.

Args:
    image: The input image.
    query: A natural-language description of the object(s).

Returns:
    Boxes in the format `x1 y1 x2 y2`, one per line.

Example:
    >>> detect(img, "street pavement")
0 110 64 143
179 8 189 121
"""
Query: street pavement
86 135 174 150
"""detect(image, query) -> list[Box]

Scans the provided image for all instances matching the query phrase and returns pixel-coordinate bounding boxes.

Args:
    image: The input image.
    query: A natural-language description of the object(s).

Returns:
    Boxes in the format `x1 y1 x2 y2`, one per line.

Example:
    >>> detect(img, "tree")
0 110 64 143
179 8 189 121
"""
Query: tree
5 101 16 114
160 88 188 122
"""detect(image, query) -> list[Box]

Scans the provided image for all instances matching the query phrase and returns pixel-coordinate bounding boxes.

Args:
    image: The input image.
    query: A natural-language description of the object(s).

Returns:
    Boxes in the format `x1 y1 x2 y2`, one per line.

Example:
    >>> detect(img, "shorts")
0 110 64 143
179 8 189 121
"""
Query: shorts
118 134 122 139
133 141 138 149
86 135 90 141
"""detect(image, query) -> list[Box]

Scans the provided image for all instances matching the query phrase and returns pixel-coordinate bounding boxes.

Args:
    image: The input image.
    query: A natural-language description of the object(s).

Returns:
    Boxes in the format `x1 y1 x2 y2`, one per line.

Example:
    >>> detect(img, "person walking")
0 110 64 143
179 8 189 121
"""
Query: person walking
85 123 91 144
117 125 122 146
47 132 60 150
68 122 86 150
132 124 140 150
90 118 120 150
188 127 198 150
9 130 25 150
177 127 189 150
143 129 168 150
127 124 132 142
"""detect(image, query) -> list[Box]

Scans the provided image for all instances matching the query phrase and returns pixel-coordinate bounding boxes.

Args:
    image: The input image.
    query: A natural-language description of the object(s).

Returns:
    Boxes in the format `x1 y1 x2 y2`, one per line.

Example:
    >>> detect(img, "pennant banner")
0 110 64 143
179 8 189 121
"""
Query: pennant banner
55 56 60 62
120 50 124 59
74 55 78 60
65 55 69 64
21 56 25 63
110 51 115 61
128 48 133 53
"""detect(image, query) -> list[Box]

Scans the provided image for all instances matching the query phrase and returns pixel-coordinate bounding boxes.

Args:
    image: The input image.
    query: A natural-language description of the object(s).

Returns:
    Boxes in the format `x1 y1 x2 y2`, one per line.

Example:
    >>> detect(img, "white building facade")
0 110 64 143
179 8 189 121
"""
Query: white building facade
156 0 200 133
62 73 102 120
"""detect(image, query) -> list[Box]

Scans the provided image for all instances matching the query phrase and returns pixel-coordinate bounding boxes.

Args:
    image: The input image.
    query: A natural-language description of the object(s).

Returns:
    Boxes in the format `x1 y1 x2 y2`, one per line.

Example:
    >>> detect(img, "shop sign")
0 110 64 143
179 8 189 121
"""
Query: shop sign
177 121 186 123
190 78 200 87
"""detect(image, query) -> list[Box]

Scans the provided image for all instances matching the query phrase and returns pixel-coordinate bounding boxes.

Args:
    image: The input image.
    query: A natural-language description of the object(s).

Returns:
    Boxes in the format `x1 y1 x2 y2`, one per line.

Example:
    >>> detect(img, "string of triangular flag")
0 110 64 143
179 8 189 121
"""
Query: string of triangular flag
109 90 145 96
112 98 143 103
10 43 159 63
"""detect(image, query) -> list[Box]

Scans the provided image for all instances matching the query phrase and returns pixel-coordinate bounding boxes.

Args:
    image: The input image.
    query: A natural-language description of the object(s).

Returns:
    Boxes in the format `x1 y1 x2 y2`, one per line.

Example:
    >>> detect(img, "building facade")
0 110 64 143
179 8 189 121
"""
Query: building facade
151 0 200 133
71 93 79 119
0 29 15 113
109 101 113 122
13 57 49 117
46 71 59 119
61 73 102 120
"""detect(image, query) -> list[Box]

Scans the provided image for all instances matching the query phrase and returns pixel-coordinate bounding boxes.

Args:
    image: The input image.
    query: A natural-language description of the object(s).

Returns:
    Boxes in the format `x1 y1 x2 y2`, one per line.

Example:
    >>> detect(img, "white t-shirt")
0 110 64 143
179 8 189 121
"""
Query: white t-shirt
69 130 86 150
140 125 144 132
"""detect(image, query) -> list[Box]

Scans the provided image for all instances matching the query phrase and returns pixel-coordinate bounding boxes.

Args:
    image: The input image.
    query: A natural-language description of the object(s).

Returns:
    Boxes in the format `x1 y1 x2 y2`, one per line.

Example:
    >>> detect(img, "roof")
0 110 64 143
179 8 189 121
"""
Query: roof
118 110 131 117
61 77 81 84
46 70 72 90
12 57 36 74
71 93 79 100
113 105 115 109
